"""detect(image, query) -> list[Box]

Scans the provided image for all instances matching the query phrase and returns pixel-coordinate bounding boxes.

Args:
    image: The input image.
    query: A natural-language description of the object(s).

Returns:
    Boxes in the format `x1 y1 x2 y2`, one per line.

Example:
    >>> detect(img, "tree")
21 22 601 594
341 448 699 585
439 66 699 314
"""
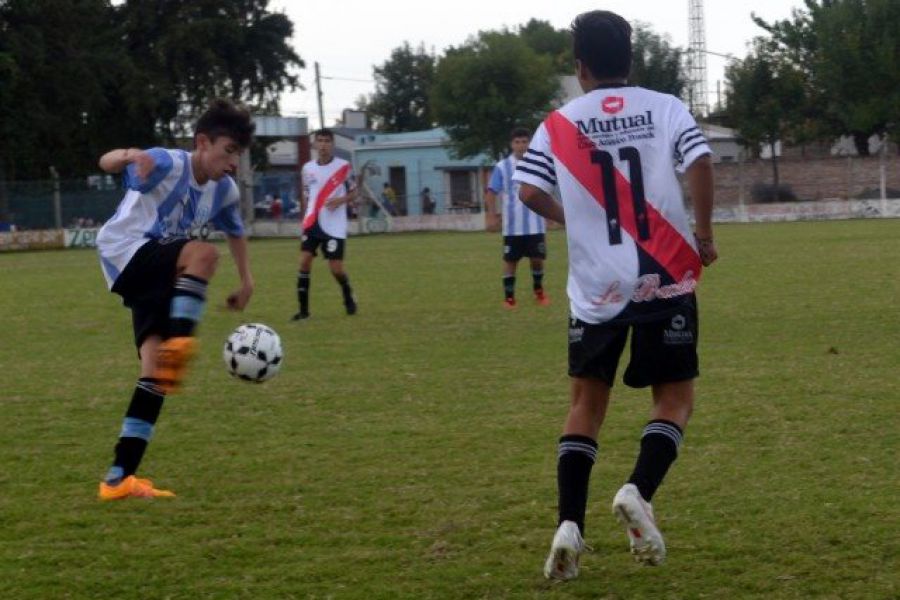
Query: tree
725 42 807 195
630 24 686 97
518 19 572 74
0 0 303 181
362 42 435 132
431 31 558 159
116 0 303 141
754 0 900 155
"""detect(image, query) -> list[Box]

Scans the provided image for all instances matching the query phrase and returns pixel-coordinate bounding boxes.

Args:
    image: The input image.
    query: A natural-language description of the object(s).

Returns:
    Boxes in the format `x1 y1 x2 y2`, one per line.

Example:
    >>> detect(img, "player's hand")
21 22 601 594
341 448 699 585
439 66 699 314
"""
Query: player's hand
226 283 254 311
325 197 344 210
132 150 156 181
695 234 718 266
486 213 501 232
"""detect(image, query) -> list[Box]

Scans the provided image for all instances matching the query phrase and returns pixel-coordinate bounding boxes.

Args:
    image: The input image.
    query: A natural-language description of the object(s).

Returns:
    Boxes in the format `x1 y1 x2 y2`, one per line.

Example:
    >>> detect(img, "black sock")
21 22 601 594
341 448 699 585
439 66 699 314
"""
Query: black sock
627 420 683 502
557 434 598 535
168 275 208 337
105 378 165 483
502 275 516 301
334 273 354 303
532 269 544 292
297 270 310 314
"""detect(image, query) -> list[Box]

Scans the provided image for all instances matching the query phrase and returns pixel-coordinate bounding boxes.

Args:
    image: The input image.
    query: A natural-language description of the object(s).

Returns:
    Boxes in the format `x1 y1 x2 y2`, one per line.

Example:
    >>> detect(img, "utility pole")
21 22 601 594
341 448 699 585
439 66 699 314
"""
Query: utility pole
314 61 325 130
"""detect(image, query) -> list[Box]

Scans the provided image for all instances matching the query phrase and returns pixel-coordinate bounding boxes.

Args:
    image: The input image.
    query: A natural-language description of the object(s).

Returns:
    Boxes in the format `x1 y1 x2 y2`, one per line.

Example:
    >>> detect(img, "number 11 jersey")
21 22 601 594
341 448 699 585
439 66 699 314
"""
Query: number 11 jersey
513 85 712 324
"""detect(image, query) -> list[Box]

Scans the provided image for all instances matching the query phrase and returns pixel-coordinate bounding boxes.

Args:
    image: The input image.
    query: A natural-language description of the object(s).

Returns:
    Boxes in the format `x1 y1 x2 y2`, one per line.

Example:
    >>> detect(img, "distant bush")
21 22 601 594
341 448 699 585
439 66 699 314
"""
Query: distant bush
751 183 799 203
855 187 900 200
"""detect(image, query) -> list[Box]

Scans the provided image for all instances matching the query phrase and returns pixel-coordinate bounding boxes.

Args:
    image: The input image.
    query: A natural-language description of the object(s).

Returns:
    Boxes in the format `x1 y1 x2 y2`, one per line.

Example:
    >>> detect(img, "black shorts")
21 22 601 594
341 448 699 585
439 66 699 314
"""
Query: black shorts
503 234 546 262
302 224 345 260
568 296 699 388
111 237 190 348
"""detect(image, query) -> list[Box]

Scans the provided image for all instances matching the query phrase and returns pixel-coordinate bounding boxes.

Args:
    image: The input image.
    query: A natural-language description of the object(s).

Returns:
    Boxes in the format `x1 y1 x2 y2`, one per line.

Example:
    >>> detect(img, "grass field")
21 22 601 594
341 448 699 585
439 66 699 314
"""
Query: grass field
1 220 898 599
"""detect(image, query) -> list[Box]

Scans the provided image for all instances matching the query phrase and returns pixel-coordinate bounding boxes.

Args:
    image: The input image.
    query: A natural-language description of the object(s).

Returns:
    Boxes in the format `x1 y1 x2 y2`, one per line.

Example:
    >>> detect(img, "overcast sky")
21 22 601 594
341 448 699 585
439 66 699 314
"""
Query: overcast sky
270 0 802 127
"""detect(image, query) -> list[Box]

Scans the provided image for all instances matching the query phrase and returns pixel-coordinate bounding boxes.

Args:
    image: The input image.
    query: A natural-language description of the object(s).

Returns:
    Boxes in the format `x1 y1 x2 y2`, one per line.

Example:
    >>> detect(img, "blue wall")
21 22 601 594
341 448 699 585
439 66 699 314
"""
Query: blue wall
353 129 493 216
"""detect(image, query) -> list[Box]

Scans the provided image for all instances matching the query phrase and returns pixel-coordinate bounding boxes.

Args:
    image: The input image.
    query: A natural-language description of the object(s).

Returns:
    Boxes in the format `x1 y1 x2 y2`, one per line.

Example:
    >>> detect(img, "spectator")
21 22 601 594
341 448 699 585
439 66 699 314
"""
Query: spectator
421 187 435 215
270 194 283 220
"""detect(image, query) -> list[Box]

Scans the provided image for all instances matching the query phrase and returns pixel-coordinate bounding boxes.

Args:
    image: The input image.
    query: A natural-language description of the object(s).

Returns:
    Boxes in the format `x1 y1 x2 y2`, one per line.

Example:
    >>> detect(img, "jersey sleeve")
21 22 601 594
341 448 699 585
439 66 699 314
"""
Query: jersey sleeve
209 179 245 237
487 164 504 193
123 147 175 193
669 100 712 173
512 122 557 194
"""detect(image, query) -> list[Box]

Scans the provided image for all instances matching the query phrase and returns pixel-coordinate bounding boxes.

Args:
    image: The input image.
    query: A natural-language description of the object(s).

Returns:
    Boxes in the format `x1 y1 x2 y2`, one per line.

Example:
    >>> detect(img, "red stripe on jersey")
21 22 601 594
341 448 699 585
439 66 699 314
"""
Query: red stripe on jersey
545 111 701 283
302 163 351 230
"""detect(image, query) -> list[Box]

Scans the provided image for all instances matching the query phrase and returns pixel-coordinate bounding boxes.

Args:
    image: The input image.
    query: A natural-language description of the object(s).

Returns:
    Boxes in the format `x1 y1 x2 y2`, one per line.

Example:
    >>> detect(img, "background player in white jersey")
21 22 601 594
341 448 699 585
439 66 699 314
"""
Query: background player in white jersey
94 99 256 500
513 11 719 580
485 127 551 309
292 129 357 320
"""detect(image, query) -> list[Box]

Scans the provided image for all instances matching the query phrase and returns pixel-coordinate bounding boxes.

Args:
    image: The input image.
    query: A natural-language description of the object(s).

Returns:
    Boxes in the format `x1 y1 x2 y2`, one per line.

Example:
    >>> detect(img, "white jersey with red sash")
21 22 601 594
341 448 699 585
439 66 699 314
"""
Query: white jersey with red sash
512 85 711 325
301 157 355 239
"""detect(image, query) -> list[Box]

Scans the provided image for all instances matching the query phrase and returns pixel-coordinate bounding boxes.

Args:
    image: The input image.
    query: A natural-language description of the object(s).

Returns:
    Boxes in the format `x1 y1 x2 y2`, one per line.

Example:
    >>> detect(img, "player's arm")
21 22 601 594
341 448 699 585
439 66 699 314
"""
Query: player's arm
685 154 717 266
484 190 501 232
225 235 254 311
325 178 358 209
519 184 565 225
98 148 155 178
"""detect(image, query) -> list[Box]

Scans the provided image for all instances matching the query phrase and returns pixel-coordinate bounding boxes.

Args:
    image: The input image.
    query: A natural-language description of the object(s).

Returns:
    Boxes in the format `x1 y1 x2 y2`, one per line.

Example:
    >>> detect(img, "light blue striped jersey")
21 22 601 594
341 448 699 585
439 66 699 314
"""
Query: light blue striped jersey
488 154 546 237
96 148 244 289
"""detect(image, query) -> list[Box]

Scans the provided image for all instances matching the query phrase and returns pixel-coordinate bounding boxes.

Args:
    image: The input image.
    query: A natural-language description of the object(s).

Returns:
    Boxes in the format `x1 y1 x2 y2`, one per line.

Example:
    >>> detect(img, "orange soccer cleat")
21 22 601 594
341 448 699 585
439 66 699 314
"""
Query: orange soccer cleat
153 336 197 393
98 476 176 501
535 289 551 306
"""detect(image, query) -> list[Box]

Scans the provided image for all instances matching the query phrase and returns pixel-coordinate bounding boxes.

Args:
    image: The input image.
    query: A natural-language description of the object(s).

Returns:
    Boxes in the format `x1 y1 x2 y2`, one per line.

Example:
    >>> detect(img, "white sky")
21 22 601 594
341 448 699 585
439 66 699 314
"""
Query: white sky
270 0 802 127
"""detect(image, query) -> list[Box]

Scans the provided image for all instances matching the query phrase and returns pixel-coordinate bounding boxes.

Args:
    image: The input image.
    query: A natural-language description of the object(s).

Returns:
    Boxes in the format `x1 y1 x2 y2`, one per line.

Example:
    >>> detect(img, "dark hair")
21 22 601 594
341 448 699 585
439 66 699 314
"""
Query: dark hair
195 99 255 148
510 127 531 140
571 10 632 80
314 128 334 140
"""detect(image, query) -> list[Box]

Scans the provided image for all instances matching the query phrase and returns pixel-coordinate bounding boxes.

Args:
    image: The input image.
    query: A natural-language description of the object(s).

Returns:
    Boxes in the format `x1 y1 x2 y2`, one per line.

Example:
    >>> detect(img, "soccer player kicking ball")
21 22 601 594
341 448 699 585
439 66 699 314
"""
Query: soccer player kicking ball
514 11 719 580
95 99 256 500
292 128 358 321
485 127 551 309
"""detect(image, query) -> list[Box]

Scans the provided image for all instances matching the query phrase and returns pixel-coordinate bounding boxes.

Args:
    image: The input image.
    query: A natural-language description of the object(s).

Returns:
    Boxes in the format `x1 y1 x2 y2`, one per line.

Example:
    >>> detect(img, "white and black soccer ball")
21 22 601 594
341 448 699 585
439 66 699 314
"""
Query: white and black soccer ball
223 323 283 383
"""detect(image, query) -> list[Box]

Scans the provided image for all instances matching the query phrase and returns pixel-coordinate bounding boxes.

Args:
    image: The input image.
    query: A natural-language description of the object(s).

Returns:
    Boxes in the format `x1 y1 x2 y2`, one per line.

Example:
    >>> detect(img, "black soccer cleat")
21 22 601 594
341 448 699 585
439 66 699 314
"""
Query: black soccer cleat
344 299 357 316
291 311 310 321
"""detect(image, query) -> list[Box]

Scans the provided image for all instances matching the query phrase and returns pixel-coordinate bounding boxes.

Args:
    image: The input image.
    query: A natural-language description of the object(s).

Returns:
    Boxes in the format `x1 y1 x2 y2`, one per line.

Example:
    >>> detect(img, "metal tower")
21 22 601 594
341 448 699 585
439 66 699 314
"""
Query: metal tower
687 0 709 116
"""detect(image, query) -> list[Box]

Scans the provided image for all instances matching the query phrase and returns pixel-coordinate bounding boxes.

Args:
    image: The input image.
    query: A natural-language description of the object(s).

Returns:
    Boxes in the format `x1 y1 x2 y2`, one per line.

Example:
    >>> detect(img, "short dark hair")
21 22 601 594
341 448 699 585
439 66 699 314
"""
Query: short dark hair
314 128 334 140
195 99 255 148
510 127 531 140
571 10 632 80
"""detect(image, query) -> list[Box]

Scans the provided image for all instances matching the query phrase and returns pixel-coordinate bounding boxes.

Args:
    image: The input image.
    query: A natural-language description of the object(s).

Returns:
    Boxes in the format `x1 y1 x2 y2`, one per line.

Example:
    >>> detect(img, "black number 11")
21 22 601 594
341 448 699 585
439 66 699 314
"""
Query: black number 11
590 146 650 245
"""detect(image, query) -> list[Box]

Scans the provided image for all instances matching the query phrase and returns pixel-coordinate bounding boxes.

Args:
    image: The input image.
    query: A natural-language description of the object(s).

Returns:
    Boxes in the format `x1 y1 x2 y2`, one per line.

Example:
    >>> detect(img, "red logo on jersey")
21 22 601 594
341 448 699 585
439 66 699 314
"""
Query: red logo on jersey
602 96 625 114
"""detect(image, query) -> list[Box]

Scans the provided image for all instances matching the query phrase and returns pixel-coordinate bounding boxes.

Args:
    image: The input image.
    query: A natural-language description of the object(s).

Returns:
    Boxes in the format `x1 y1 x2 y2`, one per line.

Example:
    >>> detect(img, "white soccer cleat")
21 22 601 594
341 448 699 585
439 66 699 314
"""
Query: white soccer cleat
543 520 585 581
612 483 666 566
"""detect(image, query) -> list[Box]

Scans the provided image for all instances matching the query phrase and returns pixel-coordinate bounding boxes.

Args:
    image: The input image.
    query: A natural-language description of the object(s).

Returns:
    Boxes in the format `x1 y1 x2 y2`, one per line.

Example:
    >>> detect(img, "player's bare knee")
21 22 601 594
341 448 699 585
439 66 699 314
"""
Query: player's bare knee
191 242 220 276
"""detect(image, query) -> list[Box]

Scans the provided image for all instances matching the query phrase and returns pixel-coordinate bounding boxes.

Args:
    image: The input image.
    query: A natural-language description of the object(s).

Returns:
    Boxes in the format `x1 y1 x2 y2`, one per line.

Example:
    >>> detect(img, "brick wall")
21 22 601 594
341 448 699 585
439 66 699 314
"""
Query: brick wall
710 154 900 206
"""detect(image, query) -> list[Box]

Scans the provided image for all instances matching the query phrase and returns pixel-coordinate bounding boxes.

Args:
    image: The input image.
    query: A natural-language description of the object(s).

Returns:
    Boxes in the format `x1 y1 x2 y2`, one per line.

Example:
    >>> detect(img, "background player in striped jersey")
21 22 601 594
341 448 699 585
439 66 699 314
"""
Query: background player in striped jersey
94 99 256 500
292 129 357 320
514 10 718 580
485 127 551 308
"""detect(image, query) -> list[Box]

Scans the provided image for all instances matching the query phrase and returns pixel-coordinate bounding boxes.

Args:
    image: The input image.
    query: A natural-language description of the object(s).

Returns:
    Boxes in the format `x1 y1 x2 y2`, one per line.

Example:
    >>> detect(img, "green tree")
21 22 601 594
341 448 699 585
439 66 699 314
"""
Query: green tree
725 42 807 194
0 0 303 182
362 42 435 132
431 31 558 159
754 0 900 155
0 0 135 180
117 0 303 141
518 19 572 74
630 24 686 96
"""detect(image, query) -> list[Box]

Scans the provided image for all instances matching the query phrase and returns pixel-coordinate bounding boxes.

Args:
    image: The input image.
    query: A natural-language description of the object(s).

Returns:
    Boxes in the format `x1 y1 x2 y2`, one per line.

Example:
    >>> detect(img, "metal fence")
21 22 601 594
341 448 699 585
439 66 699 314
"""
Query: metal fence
2 154 896 232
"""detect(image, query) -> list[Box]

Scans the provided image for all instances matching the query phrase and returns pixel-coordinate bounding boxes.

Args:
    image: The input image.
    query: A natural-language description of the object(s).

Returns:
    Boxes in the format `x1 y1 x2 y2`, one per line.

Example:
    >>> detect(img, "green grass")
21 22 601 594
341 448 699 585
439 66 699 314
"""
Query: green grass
0 220 898 599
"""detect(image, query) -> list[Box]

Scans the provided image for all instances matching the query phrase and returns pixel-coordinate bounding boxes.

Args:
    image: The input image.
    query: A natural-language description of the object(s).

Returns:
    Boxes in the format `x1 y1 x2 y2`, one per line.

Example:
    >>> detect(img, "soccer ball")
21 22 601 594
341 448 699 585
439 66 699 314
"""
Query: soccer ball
223 323 283 382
